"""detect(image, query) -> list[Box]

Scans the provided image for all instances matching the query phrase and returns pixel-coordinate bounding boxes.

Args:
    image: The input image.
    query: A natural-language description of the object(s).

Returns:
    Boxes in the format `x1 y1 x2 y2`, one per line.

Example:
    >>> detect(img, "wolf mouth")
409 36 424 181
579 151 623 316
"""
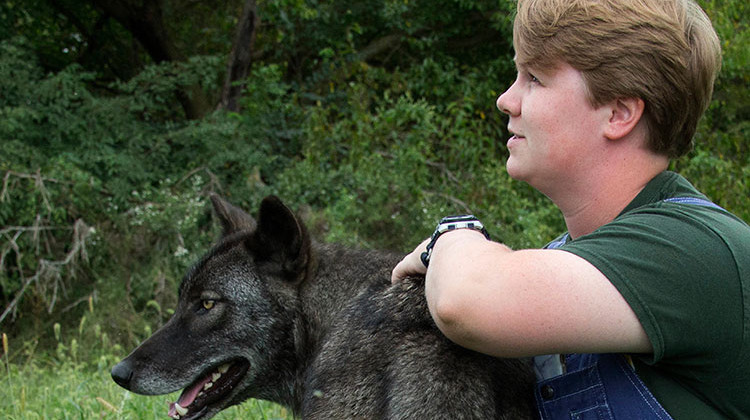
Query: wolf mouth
168 359 250 419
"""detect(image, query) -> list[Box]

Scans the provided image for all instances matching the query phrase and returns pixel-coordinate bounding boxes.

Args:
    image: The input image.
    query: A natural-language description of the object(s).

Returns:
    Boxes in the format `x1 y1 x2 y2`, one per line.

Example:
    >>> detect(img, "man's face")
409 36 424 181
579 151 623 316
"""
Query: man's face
496 61 609 197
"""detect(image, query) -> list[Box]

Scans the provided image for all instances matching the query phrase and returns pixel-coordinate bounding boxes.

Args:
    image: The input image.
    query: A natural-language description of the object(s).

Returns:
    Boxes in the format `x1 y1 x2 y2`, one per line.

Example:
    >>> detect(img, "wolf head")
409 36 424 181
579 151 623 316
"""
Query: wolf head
111 195 312 419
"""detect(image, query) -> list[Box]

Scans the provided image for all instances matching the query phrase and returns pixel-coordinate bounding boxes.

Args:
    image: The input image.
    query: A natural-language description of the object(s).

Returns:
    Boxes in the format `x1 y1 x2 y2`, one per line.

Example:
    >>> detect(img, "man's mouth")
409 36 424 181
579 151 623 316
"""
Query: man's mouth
167 359 250 419
508 134 526 144
506 126 525 143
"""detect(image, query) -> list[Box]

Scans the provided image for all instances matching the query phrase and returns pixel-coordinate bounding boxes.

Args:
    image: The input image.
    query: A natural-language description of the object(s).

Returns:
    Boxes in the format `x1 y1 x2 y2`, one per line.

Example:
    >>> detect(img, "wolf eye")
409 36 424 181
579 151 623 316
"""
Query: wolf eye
202 300 215 310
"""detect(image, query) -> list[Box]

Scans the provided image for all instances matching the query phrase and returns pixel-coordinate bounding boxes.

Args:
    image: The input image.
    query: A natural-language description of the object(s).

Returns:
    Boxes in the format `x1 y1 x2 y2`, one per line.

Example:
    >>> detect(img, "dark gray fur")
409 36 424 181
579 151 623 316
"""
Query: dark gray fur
111 195 535 419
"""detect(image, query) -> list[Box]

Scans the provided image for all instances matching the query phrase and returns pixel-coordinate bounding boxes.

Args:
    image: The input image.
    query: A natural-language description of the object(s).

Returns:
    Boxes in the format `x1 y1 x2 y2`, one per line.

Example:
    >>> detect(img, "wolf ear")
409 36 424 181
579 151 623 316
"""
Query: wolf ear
210 194 257 236
253 195 312 282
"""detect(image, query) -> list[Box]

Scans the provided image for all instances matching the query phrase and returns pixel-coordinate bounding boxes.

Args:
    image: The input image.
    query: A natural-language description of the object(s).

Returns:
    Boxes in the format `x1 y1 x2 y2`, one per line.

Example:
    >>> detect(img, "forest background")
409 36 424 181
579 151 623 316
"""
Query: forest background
0 0 747 418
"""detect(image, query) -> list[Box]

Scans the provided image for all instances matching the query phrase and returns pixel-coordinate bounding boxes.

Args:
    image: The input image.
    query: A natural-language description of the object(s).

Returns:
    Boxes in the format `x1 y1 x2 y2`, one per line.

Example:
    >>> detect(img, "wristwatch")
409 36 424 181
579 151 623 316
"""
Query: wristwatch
420 215 490 267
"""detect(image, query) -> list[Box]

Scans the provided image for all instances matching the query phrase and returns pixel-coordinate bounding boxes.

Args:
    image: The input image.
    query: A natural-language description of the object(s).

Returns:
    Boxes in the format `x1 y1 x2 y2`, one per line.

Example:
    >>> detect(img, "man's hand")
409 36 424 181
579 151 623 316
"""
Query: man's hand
391 238 431 283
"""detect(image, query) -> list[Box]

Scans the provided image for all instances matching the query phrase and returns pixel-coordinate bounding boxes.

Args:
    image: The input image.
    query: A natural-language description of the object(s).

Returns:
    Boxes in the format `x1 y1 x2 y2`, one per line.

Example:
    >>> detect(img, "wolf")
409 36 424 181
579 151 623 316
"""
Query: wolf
111 195 536 419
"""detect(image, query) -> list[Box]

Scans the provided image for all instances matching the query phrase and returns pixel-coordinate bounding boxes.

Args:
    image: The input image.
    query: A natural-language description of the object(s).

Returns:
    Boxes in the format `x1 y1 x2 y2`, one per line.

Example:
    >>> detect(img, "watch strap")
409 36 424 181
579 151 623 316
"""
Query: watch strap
420 215 490 267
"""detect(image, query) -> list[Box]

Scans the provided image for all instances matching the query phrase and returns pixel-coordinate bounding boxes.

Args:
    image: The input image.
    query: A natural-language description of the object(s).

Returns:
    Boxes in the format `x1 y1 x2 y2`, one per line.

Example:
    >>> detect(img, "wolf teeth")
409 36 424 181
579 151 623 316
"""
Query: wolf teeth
170 364 232 419
174 402 188 416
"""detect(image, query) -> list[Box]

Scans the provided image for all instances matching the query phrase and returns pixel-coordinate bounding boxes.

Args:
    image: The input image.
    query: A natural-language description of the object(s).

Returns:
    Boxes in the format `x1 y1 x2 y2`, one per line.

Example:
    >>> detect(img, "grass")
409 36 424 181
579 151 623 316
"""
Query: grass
1 325 293 420
0 360 292 419
0 359 292 419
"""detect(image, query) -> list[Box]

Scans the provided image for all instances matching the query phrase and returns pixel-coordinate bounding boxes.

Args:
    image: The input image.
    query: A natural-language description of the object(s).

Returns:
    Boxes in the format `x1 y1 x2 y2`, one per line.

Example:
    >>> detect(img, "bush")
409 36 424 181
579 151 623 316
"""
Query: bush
0 5 746 413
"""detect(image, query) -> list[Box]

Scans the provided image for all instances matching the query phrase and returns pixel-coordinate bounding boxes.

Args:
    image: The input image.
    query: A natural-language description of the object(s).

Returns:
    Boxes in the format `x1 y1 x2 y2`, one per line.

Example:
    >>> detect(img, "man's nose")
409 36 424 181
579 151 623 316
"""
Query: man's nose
496 86 518 116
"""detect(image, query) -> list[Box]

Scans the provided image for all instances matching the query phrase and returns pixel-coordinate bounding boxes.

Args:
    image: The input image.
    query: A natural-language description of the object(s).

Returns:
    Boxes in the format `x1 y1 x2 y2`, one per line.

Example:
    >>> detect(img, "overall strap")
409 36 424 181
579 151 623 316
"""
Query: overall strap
545 233 570 250
663 196 727 212
533 234 570 380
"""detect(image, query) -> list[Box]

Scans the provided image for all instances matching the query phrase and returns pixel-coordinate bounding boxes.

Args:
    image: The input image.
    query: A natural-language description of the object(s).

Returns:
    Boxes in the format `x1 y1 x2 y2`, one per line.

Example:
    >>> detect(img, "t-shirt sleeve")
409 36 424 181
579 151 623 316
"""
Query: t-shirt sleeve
559 207 744 371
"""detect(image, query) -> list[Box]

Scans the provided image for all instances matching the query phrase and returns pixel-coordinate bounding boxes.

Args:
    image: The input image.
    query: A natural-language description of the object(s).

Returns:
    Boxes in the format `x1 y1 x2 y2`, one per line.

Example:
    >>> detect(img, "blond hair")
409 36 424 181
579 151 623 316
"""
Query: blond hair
513 0 721 157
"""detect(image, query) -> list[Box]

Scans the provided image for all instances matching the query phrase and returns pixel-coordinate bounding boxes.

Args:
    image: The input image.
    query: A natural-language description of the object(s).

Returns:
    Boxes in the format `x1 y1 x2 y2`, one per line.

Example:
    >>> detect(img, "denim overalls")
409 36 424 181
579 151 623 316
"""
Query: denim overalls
534 352 672 419
534 197 725 419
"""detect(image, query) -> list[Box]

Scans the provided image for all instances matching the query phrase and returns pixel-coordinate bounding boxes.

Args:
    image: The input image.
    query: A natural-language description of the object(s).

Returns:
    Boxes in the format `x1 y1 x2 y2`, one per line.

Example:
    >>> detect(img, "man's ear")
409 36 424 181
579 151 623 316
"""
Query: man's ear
603 97 645 141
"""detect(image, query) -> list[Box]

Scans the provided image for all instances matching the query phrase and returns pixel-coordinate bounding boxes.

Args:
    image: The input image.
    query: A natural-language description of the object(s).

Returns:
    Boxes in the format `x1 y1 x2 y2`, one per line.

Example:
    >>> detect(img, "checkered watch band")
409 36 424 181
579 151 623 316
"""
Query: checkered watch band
420 215 490 267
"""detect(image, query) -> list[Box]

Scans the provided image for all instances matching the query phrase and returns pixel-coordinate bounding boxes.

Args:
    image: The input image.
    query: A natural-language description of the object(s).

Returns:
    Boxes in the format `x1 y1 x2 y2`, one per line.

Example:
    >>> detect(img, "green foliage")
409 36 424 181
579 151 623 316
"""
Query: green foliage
113 55 225 119
0 0 747 416
270 51 558 251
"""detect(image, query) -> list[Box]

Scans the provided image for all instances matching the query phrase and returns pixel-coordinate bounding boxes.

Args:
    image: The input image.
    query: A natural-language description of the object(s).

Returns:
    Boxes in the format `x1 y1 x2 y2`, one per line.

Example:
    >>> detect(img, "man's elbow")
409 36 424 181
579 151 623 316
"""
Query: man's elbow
428 290 528 358
429 292 477 346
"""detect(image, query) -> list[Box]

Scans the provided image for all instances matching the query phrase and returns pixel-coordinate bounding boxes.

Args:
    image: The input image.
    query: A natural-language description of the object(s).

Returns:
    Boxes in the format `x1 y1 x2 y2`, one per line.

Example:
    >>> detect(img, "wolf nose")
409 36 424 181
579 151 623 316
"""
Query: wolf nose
111 359 134 389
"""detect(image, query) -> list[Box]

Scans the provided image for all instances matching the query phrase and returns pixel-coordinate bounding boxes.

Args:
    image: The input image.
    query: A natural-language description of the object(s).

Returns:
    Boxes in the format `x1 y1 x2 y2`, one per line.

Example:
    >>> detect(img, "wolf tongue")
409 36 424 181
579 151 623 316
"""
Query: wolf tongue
167 373 214 417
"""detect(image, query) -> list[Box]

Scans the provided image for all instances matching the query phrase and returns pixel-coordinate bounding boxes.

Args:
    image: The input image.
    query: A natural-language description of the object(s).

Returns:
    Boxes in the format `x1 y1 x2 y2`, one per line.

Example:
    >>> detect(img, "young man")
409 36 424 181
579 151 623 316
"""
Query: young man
392 0 750 418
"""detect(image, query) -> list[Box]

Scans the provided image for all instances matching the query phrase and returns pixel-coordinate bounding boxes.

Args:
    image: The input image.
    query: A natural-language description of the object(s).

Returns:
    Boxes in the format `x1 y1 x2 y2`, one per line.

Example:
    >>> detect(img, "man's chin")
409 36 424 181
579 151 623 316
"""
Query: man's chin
505 158 530 182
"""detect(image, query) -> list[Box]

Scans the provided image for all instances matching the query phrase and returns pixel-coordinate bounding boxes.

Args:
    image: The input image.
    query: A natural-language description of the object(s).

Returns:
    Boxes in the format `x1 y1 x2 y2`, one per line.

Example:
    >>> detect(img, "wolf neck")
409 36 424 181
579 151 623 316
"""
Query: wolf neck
289 242 401 406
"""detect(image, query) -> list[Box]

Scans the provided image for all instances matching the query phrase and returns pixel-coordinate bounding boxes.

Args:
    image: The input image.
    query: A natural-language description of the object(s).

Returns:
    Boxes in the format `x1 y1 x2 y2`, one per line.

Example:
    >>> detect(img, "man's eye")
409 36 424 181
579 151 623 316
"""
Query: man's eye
528 72 540 83
202 300 215 310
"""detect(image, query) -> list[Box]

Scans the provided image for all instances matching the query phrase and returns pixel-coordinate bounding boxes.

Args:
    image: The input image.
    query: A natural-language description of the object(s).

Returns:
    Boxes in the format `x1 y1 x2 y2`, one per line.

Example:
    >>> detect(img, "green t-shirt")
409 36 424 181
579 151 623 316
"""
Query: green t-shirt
557 171 750 419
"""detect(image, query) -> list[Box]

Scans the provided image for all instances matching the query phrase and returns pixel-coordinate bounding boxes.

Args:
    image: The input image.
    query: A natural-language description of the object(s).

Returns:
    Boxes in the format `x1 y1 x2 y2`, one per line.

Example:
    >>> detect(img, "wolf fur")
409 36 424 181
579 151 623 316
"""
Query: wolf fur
111 195 535 419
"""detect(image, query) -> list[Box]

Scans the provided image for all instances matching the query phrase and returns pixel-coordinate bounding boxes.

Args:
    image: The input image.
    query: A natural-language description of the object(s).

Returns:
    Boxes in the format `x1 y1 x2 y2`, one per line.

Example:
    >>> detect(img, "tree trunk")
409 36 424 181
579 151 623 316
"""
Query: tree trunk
218 0 260 112
90 0 211 119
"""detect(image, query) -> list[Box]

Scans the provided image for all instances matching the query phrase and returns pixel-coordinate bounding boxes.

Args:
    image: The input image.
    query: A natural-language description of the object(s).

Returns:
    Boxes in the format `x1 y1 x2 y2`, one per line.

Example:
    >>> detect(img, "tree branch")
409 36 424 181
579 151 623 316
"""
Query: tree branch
0 220 91 325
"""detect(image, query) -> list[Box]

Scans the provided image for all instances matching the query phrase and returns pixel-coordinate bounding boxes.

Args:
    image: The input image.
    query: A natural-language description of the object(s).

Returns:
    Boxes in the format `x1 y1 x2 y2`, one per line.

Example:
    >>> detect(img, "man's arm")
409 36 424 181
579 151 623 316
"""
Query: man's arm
393 229 652 358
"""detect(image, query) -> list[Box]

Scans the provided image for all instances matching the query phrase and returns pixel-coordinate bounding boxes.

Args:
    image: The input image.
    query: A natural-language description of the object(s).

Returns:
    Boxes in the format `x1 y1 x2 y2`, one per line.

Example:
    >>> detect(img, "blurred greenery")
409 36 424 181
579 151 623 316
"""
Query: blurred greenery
0 0 747 417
